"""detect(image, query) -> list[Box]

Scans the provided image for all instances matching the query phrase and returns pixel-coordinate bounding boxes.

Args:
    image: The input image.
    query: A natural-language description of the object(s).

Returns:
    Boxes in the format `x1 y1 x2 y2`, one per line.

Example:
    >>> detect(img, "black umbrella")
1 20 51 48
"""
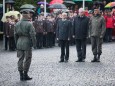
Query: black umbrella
49 3 67 9
93 1 103 5
63 1 75 4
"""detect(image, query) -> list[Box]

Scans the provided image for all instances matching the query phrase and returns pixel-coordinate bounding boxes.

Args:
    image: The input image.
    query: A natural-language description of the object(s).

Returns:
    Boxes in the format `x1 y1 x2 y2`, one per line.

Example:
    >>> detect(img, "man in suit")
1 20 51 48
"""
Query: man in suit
73 8 89 62
56 13 71 63
14 9 36 81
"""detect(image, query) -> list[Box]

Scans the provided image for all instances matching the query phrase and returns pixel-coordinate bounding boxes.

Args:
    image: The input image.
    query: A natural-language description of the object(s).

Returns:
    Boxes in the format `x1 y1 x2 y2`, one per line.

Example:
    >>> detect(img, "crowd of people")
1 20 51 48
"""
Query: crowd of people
3 8 115 51
3 3 115 81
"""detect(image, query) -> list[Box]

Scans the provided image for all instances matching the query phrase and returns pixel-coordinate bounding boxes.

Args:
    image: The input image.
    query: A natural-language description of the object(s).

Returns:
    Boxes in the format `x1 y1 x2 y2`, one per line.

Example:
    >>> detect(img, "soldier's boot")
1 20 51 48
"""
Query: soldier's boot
91 55 98 62
23 71 32 81
97 55 100 62
19 71 23 81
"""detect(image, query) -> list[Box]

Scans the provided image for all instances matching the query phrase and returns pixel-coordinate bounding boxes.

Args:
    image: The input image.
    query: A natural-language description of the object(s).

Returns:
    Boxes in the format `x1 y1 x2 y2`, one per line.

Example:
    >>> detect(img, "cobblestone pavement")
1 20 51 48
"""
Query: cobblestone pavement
0 42 115 86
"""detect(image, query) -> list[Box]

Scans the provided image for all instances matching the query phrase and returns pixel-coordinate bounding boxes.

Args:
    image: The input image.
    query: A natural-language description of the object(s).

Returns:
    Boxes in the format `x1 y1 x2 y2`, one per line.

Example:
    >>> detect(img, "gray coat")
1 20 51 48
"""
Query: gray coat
89 15 106 38
14 18 36 50
56 19 71 40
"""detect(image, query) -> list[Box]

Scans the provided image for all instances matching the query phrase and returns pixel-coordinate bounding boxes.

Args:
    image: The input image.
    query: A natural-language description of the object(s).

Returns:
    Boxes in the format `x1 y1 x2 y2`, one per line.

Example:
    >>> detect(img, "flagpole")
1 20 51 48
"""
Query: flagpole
44 0 46 17
3 0 5 15
3 0 5 50
83 0 85 10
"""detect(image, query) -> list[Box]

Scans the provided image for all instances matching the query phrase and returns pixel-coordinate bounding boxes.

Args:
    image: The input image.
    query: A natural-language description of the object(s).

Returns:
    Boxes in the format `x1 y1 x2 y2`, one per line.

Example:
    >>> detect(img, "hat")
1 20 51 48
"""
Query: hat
79 8 84 13
20 9 34 14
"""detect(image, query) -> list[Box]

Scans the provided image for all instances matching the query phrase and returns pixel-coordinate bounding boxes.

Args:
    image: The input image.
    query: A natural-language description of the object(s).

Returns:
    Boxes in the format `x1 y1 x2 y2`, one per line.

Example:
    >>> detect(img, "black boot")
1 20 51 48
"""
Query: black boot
23 71 32 81
91 55 98 62
97 55 100 62
19 71 23 81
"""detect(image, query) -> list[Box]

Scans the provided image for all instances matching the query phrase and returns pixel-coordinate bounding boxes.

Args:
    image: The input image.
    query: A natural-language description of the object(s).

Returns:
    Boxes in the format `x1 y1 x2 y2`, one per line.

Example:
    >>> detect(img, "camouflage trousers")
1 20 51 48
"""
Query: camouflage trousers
91 36 103 55
17 50 32 72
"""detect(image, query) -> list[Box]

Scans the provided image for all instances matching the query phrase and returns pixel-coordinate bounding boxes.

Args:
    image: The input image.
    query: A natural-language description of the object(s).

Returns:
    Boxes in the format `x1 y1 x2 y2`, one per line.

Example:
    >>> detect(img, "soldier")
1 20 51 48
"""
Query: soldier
33 15 45 49
3 16 11 50
56 13 71 63
14 10 36 81
45 15 55 48
89 8 106 62
7 15 16 51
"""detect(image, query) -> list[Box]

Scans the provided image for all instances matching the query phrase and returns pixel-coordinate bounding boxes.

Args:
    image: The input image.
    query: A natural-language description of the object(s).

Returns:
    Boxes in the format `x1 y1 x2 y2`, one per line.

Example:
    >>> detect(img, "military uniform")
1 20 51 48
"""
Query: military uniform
14 17 36 80
4 22 9 50
89 15 106 62
7 21 16 51
33 19 45 49
45 19 55 47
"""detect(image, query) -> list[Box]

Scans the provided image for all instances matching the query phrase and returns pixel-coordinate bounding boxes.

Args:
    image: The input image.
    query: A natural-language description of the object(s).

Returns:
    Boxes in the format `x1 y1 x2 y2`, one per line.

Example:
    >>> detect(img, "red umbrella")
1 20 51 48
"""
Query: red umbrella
50 0 63 5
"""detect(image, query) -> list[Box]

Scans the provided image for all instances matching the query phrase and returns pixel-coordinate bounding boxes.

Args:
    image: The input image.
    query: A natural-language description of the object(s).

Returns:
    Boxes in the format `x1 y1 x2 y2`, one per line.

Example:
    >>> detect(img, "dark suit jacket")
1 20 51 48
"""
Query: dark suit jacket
73 16 89 39
56 19 71 40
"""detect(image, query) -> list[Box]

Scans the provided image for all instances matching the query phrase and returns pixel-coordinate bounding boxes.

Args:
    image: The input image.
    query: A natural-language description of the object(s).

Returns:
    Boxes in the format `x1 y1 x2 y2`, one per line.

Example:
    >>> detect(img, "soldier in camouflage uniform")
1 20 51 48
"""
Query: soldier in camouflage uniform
89 9 106 62
14 10 36 81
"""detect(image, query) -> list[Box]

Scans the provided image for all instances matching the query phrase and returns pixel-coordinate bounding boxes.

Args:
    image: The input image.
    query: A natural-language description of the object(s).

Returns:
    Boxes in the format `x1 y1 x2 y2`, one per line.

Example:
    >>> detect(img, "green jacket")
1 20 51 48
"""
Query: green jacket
89 15 106 38
14 18 36 50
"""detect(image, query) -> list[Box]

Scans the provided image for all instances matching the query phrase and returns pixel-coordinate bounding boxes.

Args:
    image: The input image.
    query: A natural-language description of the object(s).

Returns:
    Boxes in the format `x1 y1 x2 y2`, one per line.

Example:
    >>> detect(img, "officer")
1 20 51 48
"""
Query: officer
89 8 106 62
14 9 36 81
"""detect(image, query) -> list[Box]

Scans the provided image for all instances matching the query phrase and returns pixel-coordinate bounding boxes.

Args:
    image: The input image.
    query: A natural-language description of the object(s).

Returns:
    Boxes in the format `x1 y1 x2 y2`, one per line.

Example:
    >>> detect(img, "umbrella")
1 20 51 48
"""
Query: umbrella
105 2 115 8
1 11 21 22
20 9 35 13
20 4 35 9
49 3 67 9
63 1 75 4
93 1 103 5
50 0 63 5
37 1 49 5
73 0 92 1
